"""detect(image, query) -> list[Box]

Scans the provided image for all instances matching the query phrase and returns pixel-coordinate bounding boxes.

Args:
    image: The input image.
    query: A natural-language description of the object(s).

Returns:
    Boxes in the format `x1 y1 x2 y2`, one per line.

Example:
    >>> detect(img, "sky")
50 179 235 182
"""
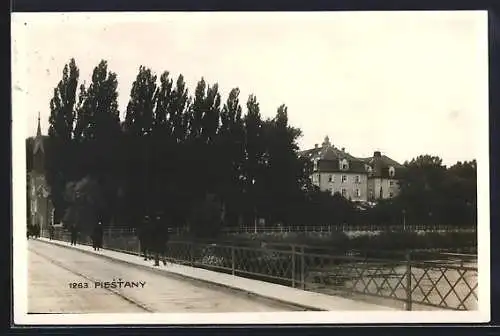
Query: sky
11 11 488 167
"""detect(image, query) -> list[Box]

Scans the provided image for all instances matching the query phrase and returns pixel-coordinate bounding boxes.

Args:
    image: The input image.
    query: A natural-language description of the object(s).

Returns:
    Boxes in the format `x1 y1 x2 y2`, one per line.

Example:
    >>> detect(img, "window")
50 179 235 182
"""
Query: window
312 174 319 184
313 159 318 171
341 188 347 197
389 180 394 186
355 175 360 184
328 174 333 182
389 192 394 198
355 189 361 197
341 175 347 183
389 166 395 177
340 159 349 171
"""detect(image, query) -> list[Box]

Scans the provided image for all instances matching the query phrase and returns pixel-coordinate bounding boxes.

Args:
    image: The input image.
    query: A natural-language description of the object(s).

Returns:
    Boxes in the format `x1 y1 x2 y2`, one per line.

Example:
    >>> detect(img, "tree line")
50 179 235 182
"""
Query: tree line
33 58 477 237
367 155 477 228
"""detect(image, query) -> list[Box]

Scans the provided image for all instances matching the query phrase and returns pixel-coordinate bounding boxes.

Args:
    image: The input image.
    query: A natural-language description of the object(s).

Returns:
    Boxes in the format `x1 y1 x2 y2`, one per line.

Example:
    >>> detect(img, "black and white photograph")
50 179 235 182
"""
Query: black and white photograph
12 11 490 325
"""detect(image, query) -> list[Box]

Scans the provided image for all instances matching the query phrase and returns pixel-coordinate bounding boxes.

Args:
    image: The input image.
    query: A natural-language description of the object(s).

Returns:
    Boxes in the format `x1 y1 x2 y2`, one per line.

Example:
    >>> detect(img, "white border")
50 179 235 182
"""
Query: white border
12 11 490 325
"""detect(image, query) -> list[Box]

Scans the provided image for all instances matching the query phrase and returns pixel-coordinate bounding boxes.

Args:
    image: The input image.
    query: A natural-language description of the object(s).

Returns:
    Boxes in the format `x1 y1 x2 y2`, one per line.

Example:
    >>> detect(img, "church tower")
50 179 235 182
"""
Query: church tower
33 112 45 173
28 113 53 232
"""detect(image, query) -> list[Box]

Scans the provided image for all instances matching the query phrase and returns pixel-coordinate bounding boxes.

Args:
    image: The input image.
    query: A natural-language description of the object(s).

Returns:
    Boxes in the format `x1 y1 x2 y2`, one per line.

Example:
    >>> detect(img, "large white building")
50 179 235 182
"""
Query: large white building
299 136 405 202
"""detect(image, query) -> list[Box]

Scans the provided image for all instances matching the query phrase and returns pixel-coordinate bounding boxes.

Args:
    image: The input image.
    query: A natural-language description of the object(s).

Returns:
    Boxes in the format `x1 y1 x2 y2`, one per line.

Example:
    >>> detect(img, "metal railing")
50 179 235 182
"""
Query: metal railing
221 224 477 234
39 227 478 311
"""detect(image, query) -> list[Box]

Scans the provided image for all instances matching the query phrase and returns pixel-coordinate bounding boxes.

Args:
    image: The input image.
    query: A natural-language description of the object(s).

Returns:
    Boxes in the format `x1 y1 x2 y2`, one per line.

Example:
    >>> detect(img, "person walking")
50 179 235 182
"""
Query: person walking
150 213 169 267
34 222 40 239
91 224 98 251
138 215 152 261
49 224 55 240
151 214 161 267
70 224 78 246
96 221 103 251
27 224 32 239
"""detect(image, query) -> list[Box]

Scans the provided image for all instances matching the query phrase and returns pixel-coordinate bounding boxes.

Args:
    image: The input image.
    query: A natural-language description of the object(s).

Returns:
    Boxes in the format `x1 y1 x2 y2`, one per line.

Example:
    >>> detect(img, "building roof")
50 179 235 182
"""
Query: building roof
29 135 49 154
299 146 357 161
27 113 51 173
299 136 405 177
360 151 405 178
299 136 368 174
358 153 403 168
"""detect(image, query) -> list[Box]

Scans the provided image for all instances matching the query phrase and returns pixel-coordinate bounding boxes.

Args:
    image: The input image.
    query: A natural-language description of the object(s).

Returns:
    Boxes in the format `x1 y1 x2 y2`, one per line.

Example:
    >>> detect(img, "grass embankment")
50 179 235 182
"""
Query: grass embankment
179 230 477 255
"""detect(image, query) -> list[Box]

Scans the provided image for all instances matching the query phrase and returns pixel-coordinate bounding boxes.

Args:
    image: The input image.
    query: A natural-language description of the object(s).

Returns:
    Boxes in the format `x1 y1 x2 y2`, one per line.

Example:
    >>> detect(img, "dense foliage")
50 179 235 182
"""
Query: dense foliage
38 59 477 237
361 156 477 228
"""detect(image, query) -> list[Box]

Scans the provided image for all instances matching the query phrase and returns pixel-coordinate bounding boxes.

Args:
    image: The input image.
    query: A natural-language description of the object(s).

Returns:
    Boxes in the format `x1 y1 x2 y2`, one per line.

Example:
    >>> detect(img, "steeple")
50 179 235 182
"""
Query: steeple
36 112 41 137
33 112 44 155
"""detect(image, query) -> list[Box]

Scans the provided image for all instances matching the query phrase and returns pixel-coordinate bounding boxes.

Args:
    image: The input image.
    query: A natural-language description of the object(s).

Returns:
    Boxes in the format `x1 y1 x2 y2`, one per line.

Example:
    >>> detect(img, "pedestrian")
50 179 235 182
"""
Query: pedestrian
35 223 40 239
151 213 169 267
138 215 152 261
70 224 78 246
49 225 54 240
27 224 32 239
95 221 103 251
91 224 98 251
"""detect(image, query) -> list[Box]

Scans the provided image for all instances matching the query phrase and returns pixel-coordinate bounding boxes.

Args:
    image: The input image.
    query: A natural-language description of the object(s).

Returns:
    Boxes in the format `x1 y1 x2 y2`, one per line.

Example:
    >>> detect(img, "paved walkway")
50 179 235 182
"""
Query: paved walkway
29 240 298 313
36 237 396 311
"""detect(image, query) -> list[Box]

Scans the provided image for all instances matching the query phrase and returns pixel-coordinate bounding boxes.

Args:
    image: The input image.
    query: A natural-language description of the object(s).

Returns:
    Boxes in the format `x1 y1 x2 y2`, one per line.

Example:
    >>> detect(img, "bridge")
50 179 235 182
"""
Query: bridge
28 230 478 314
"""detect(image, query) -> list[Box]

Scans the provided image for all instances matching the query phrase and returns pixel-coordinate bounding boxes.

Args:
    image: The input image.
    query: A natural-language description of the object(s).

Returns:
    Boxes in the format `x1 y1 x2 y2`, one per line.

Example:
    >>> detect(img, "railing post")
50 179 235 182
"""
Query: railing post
291 245 296 288
405 251 412 311
300 246 305 290
231 245 235 276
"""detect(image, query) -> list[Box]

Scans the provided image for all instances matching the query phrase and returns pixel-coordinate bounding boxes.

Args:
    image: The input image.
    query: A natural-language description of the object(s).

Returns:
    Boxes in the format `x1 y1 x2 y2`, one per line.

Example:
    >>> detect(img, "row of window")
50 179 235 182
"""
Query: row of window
313 159 351 171
328 174 361 183
313 160 397 178
312 174 362 184
368 190 395 198
332 187 362 198
313 174 396 186
332 188 395 199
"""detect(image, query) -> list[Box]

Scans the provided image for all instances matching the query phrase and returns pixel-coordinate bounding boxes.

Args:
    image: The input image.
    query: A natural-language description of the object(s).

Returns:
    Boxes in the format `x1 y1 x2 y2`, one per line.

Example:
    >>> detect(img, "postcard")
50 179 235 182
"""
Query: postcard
11 11 490 325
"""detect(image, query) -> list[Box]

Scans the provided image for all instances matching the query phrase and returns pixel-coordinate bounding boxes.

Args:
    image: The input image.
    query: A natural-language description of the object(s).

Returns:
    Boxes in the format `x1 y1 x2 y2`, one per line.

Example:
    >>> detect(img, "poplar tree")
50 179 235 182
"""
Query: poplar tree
264 104 304 224
46 58 80 222
243 94 266 224
123 66 158 222
72 60 121 225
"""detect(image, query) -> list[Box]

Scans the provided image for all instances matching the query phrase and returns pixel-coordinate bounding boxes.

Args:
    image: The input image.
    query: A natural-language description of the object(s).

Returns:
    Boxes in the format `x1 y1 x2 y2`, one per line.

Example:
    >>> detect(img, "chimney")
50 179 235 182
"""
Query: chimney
374 151 381 157
314 144 318 149
341 147 345 152
322 136 331 149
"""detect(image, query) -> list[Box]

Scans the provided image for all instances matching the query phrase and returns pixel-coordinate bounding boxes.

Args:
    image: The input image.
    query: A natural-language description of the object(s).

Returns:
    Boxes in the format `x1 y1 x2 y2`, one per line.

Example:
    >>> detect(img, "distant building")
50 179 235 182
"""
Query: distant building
299 136 369 201
26 114 54 231
359 151 405 201
299 136 405 202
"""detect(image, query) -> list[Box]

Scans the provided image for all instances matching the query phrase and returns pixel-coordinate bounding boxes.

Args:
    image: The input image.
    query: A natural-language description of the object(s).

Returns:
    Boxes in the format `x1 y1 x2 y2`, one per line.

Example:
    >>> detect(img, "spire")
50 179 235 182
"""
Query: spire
34 112 44 155
36 112 41 136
